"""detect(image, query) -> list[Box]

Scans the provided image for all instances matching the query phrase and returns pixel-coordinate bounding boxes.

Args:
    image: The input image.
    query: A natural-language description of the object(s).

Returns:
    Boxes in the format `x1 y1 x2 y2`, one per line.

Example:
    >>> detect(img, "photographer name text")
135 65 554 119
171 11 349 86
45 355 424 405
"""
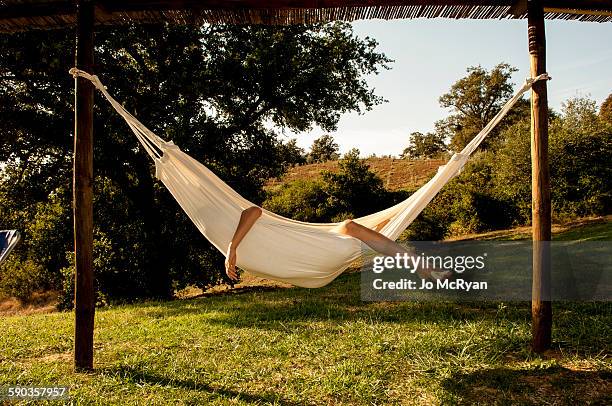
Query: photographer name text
372 278 487 291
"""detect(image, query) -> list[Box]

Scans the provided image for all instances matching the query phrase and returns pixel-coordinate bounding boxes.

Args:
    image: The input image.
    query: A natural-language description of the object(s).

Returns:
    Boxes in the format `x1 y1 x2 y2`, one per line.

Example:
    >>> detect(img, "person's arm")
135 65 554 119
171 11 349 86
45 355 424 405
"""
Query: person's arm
225 206 262 281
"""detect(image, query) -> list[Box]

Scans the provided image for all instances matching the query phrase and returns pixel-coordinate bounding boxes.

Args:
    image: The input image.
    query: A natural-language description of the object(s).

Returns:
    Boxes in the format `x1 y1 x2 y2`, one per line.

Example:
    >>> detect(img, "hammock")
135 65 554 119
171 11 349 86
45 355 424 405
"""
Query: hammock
70 69 548 288
0 230 21 265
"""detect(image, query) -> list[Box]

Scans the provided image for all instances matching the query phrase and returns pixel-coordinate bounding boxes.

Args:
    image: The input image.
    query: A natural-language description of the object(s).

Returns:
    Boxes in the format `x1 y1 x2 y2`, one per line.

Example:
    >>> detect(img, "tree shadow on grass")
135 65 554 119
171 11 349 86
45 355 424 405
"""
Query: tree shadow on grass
152 272 533 326
100 364 303 406
440 366 612 405
188 285 286 299
130 272 609 356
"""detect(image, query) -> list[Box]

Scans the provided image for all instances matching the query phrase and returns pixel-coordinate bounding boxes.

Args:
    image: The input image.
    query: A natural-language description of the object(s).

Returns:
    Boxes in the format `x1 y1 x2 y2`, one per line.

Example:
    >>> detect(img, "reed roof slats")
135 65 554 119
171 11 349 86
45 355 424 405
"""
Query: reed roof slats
0 1 610 32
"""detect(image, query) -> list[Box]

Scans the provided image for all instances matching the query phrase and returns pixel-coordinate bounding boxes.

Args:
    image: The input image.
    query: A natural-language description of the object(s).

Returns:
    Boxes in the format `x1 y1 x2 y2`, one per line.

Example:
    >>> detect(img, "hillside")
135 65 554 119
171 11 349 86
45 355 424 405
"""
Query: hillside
267 157 446 191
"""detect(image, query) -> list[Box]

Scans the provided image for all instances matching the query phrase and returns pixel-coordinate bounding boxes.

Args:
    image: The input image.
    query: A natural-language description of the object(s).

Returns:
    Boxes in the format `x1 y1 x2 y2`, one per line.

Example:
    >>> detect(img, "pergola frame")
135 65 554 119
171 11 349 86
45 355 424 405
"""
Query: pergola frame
2 0 610 371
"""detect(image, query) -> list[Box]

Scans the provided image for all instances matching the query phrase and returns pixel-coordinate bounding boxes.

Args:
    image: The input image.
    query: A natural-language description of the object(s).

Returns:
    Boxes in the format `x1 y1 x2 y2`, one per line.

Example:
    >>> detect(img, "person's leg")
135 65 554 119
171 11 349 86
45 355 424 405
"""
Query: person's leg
225 206 262 281
332 219 451 280
331 219 414 257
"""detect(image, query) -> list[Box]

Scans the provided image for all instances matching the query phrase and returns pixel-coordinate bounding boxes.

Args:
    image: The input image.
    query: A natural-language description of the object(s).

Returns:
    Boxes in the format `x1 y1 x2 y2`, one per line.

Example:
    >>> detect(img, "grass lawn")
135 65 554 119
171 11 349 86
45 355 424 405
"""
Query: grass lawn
1 221 610 405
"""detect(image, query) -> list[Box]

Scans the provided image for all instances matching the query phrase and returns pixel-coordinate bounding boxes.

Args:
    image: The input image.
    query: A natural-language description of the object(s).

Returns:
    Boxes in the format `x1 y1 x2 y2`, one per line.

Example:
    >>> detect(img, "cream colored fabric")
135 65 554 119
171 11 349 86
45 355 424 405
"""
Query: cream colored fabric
69 68 548 287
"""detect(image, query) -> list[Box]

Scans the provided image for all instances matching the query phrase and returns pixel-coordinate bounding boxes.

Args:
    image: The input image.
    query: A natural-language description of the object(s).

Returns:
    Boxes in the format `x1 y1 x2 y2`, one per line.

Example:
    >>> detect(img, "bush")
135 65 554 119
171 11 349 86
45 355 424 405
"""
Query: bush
549 126 611 218
402 151 519 240
320 148 390 219
494 100 612 222
400 211 449 241
58 229 117 309
0 258 45 301
0 187 72 301
264 149 395 223
264 180 330 222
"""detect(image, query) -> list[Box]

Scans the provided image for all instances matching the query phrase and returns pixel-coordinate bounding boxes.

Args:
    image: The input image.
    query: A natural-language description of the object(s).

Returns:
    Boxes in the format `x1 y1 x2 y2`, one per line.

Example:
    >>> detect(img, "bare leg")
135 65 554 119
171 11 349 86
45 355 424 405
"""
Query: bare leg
225 206 262 281
331 219 451 280
331 219 413 257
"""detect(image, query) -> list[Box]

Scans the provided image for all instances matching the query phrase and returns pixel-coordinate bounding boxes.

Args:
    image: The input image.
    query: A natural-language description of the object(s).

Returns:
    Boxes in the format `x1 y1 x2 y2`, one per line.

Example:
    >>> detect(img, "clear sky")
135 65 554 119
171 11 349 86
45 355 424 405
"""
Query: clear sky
289 18 612 157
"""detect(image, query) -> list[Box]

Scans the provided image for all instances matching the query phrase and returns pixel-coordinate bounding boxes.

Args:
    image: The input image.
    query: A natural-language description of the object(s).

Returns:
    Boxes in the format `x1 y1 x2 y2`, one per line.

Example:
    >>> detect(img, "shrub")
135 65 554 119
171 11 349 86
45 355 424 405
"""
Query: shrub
549 125 611 218
494 101 612 222
264 180 331 222
0 187 72 301
400 211 449 241
320 148 389 219
264 149 396 223
0 258 45 301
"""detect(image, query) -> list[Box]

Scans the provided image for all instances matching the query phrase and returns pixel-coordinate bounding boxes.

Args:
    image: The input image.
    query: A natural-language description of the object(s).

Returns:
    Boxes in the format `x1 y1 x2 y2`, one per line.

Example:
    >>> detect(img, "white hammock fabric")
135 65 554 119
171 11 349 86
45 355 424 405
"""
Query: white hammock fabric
70 69 548 288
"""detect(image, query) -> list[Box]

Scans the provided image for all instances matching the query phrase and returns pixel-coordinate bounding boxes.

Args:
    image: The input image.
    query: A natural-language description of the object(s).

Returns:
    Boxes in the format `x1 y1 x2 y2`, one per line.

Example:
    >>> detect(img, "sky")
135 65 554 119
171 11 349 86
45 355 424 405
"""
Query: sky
287 18 612 157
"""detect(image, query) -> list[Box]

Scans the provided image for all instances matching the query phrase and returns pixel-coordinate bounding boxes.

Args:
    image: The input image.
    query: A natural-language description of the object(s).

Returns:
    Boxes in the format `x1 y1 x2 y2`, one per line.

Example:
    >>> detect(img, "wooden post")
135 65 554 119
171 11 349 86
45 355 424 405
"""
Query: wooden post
528 0 552 353
73 0 95 371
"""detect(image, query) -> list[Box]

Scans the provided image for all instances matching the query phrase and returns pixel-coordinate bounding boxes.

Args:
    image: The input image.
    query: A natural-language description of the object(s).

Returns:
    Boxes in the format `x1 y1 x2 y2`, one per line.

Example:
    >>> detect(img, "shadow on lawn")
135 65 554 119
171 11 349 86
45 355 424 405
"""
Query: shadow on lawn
101 365 303 406
188 285 284 299
153 272 534 326
134 272 608 356
162 274 601 321
440 366 612 405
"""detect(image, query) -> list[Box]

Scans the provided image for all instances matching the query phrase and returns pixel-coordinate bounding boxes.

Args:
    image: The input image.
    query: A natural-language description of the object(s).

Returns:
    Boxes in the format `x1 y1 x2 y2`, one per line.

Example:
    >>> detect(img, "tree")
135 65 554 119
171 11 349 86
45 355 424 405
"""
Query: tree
321 148 388 219
402 131 447 159
599 93 612 125
562 96 601 133
436 63 528 152
308 134 340 163
0 22 390 303
277 138 307 167
495 96 611 221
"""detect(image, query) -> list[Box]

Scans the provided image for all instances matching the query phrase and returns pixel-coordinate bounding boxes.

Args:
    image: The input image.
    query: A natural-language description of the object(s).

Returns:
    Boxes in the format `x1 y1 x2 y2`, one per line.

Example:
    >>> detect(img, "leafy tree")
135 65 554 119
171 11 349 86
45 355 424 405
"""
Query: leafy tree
402 131 447 159
0 22 390 303
494 97 611 221
436 63 529 152
308 134 340 163
562 97 601 134
408 95 611 239
600 93 612 125
277 138 307 167
489 119 533 222
320 148 389 219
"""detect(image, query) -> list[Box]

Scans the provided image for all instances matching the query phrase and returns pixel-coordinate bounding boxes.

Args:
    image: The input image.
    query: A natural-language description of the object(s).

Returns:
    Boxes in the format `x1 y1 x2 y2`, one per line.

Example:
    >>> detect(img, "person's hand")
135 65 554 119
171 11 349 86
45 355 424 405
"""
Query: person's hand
225 244 238 281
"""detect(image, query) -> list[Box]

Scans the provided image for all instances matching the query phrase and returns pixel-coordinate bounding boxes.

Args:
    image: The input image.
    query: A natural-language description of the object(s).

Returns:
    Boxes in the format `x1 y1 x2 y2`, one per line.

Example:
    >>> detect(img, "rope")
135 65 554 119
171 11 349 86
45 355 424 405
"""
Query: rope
459 73 550 157
378 73 550 238
69 68 550 163
69 68 165 160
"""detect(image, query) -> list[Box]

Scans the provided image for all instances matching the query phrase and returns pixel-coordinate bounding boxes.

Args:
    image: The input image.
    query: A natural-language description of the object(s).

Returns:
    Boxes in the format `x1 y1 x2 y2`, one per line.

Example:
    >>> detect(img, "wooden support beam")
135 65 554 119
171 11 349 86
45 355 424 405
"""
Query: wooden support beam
510 0 528 17
544 7 612 17
73 0 95 372
528 0 552 353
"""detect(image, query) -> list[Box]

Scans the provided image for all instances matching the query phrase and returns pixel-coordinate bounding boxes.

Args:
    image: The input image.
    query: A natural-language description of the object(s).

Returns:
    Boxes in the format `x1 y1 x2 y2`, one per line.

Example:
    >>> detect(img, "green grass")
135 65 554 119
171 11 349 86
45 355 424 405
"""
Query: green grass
553 221 612 242
0 222 610 405
453 217 612 242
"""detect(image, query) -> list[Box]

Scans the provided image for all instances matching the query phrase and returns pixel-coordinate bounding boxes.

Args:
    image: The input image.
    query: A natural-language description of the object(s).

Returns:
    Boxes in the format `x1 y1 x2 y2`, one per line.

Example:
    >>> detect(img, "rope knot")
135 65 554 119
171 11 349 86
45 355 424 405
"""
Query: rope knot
527 73 552 86
69 67 91 79
69 68 105 90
